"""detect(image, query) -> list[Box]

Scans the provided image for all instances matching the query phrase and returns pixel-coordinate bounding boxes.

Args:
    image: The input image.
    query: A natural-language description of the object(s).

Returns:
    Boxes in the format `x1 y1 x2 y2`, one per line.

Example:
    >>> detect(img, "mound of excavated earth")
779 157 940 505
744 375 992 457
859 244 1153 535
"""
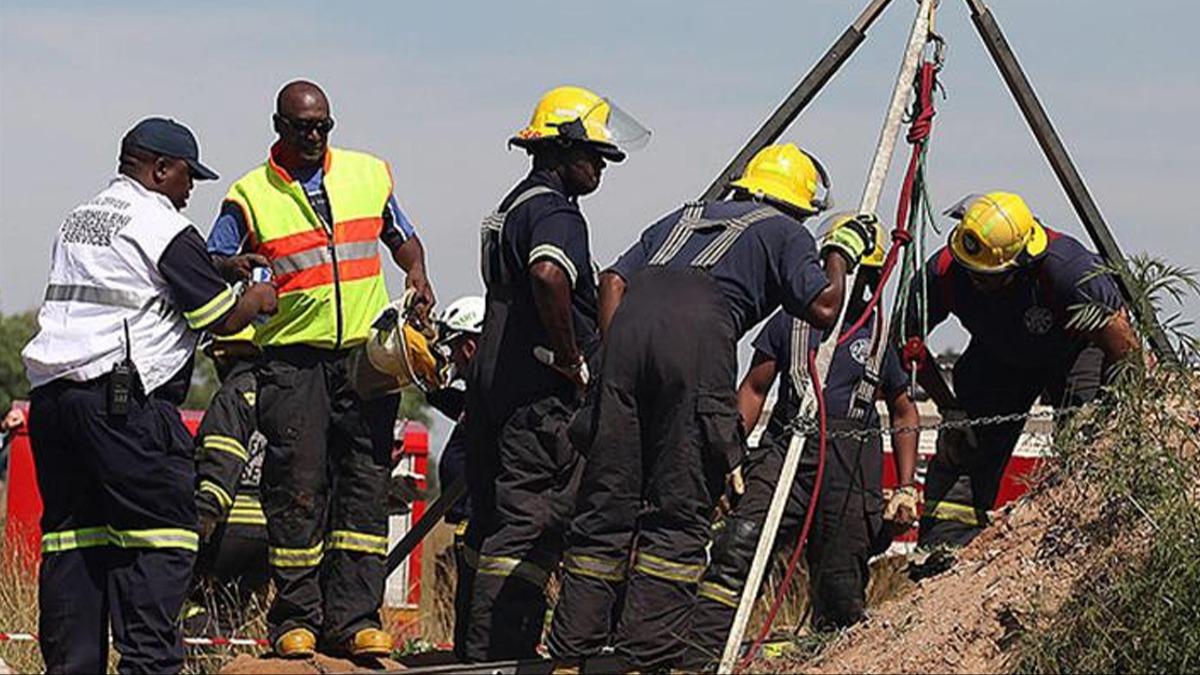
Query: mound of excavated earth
219 653 405 674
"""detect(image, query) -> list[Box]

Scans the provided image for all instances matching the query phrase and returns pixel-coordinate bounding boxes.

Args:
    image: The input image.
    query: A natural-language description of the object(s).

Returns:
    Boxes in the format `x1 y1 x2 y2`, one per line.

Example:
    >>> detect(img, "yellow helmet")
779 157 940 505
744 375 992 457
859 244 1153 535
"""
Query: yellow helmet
730 144 831 215
947 192 1047 273
821 211 885 267
510 85 650 163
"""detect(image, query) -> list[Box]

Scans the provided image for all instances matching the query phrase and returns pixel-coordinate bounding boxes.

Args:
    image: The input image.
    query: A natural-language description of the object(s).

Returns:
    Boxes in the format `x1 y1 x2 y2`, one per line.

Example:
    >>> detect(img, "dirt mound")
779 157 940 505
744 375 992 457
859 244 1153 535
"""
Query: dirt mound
788 472 1113 674
219 653 405 674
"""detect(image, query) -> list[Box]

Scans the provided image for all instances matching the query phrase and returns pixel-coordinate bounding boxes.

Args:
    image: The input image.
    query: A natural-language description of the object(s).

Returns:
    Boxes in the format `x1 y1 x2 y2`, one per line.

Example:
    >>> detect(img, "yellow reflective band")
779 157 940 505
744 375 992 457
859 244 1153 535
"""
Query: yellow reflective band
42 527 110 553
926 500 982 526
269 542 324 568
199 480 233 510
476 555 549 587
203 435 249 462
563 553 627 582
241 390 257 406
698 581 741 608
228 495 266 526
327 529 387 555
633 552 706 584
185 285 237 330
110 527 199 551
454 521 469 537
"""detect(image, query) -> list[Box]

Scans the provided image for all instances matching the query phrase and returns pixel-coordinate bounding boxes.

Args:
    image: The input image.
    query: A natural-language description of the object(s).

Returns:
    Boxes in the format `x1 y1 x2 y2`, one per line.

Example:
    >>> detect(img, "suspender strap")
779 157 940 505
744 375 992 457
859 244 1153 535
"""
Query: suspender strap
648 203 780 269
848 311 889 420
480 185 559 289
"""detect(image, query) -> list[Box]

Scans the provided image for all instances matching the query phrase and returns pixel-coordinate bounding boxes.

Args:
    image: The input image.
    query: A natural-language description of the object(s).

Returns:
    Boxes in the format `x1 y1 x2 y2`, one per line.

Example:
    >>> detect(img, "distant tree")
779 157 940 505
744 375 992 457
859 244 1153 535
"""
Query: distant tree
0 310 38 412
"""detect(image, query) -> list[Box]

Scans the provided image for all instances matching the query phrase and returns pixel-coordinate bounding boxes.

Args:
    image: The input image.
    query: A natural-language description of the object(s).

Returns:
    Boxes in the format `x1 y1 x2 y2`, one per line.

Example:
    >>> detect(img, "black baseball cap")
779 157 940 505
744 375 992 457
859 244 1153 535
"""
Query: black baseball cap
122 117 218 180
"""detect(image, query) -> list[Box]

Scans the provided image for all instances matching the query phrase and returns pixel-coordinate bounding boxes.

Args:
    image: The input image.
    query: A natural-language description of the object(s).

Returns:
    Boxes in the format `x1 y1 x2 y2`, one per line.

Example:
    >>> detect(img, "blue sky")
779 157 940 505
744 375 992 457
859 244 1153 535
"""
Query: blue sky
3 0 1198 349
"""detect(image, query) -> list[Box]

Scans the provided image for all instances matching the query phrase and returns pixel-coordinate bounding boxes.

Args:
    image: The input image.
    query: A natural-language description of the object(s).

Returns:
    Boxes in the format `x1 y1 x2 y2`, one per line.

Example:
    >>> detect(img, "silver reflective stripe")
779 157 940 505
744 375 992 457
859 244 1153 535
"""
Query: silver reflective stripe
273 248 331 276
690 206 778 268
45 284 156 311
480 185 559 289
335 240 379 262
648 202 706 266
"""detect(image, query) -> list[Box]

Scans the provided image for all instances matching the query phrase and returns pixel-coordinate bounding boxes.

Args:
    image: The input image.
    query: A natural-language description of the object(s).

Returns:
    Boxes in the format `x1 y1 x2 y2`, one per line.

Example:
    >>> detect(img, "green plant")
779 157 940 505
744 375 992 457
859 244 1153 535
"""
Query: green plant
1017 255 1200 673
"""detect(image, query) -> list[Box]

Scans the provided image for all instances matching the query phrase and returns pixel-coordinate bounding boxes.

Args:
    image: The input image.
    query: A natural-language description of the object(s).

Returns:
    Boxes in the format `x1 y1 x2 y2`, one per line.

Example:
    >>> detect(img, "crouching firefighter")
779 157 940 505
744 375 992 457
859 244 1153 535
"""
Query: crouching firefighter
463 85 650 661
422 296 484 660
547 144 876 672
187 327 270 634
906 192 1138 549
680 213 921 671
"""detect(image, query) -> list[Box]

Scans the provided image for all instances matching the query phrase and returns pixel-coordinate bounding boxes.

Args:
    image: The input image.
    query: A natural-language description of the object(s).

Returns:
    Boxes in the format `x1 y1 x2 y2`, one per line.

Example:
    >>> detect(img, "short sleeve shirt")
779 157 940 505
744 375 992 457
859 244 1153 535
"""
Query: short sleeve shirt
910 229 1124 369
609 200 828 337
754 309 909 437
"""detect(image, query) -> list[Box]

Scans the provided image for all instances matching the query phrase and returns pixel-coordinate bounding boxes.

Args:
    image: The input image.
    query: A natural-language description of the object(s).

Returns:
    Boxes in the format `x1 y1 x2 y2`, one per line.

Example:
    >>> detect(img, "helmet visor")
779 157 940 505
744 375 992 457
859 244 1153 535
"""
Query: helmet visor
572 97 651 153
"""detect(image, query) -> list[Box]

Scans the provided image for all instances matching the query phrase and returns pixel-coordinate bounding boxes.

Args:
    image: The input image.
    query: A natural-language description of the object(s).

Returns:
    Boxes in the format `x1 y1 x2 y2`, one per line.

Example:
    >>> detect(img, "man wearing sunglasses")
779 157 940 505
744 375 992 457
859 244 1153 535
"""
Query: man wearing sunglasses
208 80 435 658
904 192 1138 550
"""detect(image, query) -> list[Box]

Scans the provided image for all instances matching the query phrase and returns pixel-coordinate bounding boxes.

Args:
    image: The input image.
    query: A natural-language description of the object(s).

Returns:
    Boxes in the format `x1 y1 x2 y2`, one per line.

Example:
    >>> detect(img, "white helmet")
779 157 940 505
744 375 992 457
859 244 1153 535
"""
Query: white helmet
437 296 485 343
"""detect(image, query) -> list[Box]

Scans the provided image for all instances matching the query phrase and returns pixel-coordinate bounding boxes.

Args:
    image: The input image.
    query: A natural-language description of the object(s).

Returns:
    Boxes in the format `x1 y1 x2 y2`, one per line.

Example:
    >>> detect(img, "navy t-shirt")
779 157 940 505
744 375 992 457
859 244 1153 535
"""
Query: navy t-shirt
609 200 829 337
911 229 1124 369
754 309 909 438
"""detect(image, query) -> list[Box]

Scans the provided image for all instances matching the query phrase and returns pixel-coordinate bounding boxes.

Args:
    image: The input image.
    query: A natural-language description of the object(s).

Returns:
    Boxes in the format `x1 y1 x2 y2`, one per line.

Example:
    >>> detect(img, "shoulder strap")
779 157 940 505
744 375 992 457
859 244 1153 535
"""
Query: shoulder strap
480 184 560 290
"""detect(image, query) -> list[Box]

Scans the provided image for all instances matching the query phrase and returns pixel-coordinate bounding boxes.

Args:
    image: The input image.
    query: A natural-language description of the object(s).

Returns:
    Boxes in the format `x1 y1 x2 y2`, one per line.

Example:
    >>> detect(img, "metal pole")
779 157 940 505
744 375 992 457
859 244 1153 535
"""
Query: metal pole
385 477 467 576
700 0 897 202
965 0 1175 362
718 2 937 671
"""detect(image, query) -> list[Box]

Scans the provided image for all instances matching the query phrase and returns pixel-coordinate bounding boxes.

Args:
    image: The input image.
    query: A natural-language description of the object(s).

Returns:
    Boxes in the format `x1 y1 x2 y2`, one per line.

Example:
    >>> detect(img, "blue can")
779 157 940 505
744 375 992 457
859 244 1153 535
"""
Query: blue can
251 266 273 284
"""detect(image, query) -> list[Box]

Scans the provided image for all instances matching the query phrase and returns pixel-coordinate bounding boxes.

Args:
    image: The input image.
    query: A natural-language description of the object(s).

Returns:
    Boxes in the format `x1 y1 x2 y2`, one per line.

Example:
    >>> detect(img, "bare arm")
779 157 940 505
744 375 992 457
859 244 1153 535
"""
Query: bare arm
389 236 435 318
885 388 920 487
737 352 778 435
803 252 849 330
598 271 627 336
1089 308 1140 365
209 283 277 336
530 260 580 367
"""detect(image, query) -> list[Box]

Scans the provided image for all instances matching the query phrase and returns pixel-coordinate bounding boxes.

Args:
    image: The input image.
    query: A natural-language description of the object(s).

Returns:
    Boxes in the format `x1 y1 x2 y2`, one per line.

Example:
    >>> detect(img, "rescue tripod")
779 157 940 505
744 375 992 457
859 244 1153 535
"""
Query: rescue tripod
709 0 1176 671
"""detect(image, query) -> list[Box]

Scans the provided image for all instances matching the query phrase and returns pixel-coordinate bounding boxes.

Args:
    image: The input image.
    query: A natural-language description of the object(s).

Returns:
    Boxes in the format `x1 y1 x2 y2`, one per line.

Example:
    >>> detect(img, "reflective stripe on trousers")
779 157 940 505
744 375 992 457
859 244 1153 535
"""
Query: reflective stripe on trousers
924 499 982 526
632 551 705 584
42 526 199 553
327 529 387 555
562 552 627 583
475 554 550 587
697 580 740 608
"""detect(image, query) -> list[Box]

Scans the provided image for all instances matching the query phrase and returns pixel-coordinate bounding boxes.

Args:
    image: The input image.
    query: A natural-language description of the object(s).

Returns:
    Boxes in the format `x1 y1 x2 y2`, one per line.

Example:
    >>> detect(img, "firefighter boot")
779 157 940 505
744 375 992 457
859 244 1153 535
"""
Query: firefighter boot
274 627 317 658
348 627 394 657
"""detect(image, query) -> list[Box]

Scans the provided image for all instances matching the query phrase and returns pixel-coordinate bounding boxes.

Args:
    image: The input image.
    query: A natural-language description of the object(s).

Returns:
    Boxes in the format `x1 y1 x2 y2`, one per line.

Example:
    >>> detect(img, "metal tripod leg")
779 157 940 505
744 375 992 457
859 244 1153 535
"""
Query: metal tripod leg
700 0 897 202
965 0 1175 363
385 477 467 577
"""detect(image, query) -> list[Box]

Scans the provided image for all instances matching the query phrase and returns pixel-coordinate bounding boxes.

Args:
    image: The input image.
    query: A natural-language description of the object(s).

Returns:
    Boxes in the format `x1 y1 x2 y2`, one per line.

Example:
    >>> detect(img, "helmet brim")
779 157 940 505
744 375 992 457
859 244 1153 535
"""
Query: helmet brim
509 135 627 163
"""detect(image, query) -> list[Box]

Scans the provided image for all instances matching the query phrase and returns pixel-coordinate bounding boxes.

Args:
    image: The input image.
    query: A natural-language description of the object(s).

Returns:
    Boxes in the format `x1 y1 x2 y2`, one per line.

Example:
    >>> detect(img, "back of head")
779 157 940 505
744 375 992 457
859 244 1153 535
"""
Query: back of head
730 143 831 218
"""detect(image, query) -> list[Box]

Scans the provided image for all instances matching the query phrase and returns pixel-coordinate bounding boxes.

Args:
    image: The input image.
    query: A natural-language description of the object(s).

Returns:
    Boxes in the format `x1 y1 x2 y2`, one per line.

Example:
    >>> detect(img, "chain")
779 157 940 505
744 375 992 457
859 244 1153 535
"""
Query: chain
782 404 1086 442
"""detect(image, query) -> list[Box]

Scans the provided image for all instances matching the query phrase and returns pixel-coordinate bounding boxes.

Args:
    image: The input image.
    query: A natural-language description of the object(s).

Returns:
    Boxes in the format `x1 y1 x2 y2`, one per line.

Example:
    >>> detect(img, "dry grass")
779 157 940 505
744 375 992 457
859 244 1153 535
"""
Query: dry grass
0 543 45 673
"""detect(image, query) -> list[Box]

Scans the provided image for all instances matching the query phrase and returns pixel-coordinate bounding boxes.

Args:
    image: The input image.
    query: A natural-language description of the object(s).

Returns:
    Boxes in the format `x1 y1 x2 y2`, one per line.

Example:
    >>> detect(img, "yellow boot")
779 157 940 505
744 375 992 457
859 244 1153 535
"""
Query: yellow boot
347 627 393 657
274 627 317 658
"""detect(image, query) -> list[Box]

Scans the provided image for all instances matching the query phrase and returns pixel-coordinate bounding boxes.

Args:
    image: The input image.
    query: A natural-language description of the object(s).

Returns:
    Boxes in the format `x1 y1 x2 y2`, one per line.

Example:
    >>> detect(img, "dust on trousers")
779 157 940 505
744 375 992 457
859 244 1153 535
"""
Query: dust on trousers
29 378 198 674
681 420 887 671
256 346 399 647
460 387 581 661
548 268 744 672
920 344 1104 548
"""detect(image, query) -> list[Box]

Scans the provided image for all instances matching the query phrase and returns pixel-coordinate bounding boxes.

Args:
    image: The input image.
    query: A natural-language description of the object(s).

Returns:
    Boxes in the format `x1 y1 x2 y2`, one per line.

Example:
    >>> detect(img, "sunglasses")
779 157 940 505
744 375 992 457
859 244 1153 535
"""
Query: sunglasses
277 114 335 135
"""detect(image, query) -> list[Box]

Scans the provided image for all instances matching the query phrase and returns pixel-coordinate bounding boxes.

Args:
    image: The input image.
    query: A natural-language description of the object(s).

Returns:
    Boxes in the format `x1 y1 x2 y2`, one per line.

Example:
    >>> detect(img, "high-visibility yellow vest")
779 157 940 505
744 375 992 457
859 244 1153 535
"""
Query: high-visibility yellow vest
225 146 391 349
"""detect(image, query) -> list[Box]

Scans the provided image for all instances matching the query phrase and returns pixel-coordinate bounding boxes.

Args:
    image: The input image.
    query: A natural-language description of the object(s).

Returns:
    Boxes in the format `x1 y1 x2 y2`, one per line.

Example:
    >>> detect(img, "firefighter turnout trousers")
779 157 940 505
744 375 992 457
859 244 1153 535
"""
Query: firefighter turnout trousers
682 420 886 671
461 391 581 661
256 346 400 646
30 378 198 674
920 344 1104 547
548 268 743 672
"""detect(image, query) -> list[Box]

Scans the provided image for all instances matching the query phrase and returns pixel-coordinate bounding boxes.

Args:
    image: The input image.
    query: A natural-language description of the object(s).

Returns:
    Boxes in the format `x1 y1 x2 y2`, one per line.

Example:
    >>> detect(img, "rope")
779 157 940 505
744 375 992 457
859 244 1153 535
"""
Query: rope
739 32 947 666
737 346 829 671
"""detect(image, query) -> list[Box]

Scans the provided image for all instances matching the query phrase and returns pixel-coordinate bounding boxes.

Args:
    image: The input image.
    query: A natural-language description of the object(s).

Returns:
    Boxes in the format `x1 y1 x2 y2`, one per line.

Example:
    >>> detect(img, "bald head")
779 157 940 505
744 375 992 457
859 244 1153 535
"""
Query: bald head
273 80 333 168
276 80 329 118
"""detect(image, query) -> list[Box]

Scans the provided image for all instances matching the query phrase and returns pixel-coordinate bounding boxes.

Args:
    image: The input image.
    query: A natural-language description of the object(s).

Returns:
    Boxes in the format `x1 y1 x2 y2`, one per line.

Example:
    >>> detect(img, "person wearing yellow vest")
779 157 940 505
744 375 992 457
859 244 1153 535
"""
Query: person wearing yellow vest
208 80 435 658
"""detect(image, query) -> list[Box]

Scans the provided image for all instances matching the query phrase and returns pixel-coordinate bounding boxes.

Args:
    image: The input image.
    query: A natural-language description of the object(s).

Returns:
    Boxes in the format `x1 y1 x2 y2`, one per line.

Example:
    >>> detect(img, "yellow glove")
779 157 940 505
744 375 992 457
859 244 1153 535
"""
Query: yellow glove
883 484 920 527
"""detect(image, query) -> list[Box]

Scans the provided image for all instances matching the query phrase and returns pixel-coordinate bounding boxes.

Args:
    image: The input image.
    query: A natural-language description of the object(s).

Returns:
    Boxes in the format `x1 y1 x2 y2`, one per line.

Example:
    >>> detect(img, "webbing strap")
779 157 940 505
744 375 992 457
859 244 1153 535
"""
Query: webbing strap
647 203 779 269
480 185 559 289
563 553 627 582
633 552 705 584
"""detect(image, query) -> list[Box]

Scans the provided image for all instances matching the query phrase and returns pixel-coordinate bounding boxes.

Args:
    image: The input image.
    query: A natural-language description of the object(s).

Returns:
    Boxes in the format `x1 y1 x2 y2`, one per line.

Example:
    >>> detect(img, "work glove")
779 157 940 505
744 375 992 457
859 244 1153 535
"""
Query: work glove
936 407 980 467
883 484 921 532
715 464 746 519
821 212 879 270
